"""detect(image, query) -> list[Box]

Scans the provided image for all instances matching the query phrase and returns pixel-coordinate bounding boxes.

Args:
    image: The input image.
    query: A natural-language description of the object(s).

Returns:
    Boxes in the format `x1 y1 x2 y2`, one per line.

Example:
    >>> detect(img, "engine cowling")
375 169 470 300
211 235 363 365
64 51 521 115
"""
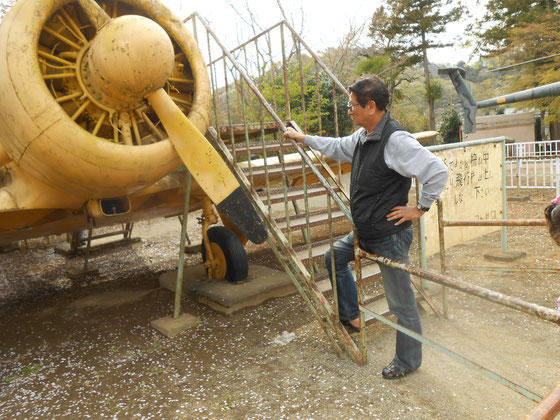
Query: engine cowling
0 0 211 210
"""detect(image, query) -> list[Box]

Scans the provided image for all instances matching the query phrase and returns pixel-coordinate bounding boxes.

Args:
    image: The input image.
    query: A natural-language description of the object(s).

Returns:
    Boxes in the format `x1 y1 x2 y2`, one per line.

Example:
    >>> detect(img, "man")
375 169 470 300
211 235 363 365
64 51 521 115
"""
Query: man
283 75 448 379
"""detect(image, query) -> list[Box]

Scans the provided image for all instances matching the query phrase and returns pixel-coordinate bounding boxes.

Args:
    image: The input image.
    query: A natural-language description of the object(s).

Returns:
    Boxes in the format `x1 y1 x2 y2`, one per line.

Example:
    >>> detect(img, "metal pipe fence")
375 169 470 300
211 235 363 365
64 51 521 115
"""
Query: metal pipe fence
182 14 559 415
359 249 558 403
505 140 560 191
360 204 559 412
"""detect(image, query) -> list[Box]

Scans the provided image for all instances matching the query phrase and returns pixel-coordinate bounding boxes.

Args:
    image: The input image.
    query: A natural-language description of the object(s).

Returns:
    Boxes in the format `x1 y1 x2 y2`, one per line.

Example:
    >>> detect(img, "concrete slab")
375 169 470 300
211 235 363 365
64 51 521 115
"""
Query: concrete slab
151 313 200 338
160 265 296 315
483 250 527 262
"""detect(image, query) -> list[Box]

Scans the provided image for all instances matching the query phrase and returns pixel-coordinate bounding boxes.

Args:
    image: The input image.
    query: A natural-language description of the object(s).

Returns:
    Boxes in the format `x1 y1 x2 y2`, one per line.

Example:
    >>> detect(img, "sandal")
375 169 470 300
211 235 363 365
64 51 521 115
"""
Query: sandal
341 320 360 333
382 360 413 379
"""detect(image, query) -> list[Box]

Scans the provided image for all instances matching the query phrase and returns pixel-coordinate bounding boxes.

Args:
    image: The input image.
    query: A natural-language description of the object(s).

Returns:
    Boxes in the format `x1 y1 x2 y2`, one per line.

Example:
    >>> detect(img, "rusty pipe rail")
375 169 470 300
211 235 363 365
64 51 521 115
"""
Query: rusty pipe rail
190 14 351 218
359 251 560 325
360 305 542 402
447 265 560 274
507 154 560 160
525 383 560 420
443 219 546 227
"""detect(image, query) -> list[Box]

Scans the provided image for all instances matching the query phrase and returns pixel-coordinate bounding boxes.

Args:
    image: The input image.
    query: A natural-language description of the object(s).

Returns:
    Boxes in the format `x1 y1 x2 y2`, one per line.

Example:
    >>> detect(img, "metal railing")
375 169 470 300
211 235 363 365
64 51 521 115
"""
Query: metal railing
357 197 559 413
505 140 560 191
506 139 560 158
360 249 559 405
184 13 370 364
180 16 559 415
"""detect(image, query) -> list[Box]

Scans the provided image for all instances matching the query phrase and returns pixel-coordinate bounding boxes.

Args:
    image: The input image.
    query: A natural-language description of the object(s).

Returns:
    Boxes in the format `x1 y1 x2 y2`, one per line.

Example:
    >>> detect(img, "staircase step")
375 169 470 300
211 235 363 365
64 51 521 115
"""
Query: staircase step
294 234 347 263
258 184 342 205
228 141 297 155
216 122 282 141
275 209 349 232
314 262 382 295
242 162 323 180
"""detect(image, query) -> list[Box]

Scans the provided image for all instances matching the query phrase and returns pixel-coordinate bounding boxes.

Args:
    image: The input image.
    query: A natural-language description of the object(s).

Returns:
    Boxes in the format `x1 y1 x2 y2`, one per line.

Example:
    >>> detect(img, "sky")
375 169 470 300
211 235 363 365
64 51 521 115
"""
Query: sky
163 0 486 66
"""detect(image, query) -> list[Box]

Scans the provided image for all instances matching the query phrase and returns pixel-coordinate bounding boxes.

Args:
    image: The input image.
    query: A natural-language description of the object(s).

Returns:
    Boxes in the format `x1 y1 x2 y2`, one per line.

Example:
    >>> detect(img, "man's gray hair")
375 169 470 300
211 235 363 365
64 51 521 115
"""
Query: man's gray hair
348 75 390 110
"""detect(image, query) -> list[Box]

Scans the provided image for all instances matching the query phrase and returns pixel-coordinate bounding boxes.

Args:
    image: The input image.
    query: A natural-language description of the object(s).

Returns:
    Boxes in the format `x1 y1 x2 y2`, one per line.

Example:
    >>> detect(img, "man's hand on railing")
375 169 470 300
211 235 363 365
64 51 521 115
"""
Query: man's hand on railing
283 127 306 144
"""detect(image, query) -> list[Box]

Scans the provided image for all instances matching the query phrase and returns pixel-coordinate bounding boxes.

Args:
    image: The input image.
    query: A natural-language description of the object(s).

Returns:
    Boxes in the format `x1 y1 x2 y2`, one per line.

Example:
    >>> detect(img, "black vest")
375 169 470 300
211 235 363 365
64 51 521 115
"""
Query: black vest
350 115 412 241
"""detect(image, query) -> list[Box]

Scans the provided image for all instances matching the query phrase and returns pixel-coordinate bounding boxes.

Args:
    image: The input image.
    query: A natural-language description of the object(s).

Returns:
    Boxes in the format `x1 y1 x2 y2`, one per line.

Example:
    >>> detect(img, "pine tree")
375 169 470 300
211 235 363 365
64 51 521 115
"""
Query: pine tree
369 0 463 130
439 108 461 144
472 0 560 124
472 0 558 55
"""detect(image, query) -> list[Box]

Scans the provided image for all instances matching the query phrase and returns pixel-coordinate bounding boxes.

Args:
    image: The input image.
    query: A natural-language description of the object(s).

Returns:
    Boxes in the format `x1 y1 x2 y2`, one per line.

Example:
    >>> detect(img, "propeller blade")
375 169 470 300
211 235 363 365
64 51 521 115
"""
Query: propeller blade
146 88 267 244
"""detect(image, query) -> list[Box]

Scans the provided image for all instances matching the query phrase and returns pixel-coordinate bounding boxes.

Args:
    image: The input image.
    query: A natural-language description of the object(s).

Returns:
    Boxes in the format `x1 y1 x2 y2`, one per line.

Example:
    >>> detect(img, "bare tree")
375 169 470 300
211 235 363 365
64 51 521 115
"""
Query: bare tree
320 22 365 86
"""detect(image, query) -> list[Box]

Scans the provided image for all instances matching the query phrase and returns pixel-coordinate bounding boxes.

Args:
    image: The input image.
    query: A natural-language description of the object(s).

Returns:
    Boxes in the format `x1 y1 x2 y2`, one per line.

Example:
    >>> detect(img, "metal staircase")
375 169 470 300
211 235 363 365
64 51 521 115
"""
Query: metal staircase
185 13 387 363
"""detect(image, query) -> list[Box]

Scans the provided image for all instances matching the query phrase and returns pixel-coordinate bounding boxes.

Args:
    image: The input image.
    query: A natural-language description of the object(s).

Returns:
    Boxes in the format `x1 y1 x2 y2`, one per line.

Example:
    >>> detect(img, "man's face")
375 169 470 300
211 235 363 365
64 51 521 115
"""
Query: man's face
348 92 372 128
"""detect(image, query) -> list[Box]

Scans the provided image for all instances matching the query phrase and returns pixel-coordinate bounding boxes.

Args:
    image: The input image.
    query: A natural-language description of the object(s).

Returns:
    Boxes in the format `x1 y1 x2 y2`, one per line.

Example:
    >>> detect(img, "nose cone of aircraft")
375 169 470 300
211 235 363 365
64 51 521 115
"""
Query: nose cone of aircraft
87 15 174 104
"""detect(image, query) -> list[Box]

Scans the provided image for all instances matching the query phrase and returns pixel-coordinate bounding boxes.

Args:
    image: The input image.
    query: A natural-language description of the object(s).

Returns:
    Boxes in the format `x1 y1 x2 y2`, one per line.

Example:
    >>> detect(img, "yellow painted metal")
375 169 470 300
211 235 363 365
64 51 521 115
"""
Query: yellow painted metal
209 243 227 280
42 72 76 80
59 6 87 43
84 14 174 108
413 130 439 145
92 111 107 136
147 88 239 205
200 196 219 280
0 145 11 167
37 50 73 66
78 0 111 30
168 77 195 84
118 113 134 146
0 0 211 211
71 99 91 120
42 25 83 50
55 91 82 103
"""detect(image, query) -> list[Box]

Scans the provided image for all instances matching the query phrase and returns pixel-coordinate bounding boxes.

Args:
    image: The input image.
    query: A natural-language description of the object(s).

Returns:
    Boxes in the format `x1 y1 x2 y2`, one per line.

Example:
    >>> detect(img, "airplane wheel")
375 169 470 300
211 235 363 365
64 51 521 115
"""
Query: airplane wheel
201 226 248 283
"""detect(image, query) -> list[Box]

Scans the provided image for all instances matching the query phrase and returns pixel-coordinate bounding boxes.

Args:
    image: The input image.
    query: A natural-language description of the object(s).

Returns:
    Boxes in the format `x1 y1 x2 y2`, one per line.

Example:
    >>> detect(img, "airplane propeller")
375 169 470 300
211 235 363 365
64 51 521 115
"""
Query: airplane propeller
77 0 267 244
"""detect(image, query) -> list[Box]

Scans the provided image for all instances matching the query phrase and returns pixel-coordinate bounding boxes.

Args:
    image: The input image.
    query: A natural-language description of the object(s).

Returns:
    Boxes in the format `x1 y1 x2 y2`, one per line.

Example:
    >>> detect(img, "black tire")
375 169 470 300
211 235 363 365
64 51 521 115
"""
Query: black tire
201 226 249 283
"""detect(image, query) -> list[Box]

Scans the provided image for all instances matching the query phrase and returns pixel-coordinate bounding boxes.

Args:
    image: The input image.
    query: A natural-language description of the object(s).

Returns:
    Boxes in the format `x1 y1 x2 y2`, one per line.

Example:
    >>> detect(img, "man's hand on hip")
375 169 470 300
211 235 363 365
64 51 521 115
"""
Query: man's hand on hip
283 127 306 143
387 206 425 225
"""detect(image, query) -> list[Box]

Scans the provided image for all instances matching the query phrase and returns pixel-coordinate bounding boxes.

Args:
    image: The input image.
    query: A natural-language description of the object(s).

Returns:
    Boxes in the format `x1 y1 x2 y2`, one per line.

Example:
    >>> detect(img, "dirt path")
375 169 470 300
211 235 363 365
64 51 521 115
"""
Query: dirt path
0 191 559 419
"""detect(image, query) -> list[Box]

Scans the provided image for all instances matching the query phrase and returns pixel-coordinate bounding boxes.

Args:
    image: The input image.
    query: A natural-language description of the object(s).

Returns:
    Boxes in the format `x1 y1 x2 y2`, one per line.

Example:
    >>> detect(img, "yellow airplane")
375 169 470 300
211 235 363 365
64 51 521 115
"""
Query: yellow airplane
0 0 269 282
0 0 437 283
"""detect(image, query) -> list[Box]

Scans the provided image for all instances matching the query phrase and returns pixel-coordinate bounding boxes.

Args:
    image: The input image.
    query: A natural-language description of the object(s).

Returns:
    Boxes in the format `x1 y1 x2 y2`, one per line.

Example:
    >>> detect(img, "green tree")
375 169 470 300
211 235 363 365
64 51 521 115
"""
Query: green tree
472 0 558 55
320 24 365 87
389 67 430 133
364 6 420 108
369 0 464 130
439 108 461 143
355 54 418 107
472 1 560 124
258 57 353 137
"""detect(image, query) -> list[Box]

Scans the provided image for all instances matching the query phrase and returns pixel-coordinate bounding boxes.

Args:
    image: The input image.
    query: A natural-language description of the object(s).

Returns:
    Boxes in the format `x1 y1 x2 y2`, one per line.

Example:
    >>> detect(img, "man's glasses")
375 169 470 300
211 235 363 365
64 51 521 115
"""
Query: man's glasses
347 101 360 110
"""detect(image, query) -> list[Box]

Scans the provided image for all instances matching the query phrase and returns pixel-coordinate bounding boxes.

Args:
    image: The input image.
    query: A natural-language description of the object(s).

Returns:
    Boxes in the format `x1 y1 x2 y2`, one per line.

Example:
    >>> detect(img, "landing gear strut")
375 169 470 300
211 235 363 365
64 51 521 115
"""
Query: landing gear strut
200 197 248 283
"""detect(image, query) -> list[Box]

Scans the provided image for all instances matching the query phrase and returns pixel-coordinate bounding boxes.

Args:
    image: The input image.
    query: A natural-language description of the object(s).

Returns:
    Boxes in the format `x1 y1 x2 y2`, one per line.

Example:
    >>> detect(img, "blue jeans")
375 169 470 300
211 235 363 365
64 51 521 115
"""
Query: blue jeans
324 228 422 371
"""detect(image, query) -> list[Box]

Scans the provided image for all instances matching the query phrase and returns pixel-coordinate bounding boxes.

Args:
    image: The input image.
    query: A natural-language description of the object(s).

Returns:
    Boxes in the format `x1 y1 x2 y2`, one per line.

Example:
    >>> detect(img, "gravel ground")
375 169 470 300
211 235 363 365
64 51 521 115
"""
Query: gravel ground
0 191 559 419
